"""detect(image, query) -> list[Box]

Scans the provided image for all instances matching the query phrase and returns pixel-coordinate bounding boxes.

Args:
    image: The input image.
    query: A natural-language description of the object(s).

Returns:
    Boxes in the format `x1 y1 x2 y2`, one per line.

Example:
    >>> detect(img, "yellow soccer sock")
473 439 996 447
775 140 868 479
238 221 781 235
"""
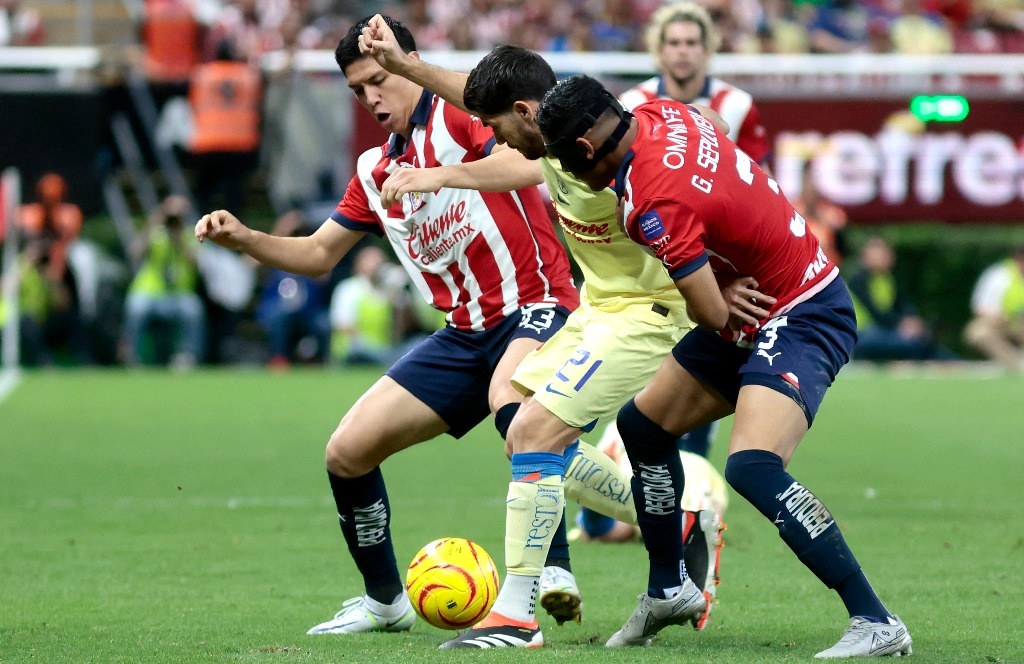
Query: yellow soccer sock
492 476 564 622
563 442 637 525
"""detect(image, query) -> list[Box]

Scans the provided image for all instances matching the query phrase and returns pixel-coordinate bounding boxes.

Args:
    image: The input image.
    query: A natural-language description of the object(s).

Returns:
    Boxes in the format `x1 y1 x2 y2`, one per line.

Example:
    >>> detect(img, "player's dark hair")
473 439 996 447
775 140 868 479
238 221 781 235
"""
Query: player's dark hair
537 74 609 137
538 74 629 173
463 45 557 116
334 15 417 74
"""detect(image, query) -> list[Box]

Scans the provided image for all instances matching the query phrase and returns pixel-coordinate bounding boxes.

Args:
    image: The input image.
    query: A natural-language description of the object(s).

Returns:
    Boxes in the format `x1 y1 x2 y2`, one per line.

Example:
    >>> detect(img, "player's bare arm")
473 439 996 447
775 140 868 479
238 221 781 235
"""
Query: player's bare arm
380 149 543 207
673 262 730 330
195 210 364 277
360 14 471 113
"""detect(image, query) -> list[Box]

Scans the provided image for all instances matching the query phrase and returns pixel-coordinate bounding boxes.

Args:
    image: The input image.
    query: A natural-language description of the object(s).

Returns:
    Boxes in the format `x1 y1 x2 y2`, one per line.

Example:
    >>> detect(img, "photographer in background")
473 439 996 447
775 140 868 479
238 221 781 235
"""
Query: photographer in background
121 195 206 369
964 245 1024 372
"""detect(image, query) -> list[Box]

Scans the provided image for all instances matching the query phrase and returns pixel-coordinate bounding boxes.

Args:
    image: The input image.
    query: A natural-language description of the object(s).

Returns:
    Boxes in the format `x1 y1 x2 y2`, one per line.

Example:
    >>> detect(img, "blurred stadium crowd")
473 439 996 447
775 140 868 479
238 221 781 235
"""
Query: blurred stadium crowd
3 0 1024 54
1 0 1023 373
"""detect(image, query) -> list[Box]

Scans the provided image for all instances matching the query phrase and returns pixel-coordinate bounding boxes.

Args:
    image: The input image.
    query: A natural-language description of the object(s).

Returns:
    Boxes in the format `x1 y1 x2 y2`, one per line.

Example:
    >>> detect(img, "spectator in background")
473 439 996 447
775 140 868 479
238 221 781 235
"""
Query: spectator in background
807 0 873 53
255 210 332 368
0 0 44 46
619 1 772 171
187 38 262 217
963 245 1024 372
15 173 90 365
888 0 954 54
847 235 953 362
589 0 644 51
139 0 219 87
328 244 418 367
122 195 205 369
793 168 847 268
205 0 285 64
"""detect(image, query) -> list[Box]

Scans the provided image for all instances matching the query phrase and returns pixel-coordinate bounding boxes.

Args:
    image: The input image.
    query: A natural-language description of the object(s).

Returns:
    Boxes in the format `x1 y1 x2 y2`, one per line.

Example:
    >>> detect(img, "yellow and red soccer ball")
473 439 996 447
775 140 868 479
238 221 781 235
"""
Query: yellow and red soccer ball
405 537 499 630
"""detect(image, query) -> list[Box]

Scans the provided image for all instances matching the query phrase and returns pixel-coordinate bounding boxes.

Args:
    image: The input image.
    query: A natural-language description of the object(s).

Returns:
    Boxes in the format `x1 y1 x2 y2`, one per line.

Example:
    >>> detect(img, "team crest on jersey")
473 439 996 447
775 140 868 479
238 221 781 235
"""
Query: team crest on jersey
405 190 427 214
637 210 667 241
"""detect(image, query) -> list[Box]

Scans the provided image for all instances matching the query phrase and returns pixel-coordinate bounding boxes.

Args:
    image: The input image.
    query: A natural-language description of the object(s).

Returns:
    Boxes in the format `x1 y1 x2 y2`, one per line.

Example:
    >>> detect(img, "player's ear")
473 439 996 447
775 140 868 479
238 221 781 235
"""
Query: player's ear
513 100 533 121
408 50 421 62
575 135 596 160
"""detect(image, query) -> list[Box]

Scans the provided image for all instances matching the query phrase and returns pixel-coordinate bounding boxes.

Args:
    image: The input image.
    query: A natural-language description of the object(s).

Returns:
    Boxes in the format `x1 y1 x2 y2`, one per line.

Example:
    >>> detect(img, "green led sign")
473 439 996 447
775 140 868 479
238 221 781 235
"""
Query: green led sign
909 95 970 122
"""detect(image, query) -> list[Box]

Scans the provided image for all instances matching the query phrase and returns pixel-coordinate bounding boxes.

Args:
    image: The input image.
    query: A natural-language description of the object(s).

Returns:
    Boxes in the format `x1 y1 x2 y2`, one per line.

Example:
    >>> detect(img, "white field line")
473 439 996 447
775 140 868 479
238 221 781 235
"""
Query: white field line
0 368 21 404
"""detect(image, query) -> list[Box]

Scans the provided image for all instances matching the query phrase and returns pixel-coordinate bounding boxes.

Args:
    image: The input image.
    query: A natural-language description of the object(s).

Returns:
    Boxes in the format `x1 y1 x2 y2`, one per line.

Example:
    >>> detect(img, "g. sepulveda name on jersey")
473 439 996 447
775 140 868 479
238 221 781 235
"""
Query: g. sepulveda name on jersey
620 100 837 335
540 156 683 309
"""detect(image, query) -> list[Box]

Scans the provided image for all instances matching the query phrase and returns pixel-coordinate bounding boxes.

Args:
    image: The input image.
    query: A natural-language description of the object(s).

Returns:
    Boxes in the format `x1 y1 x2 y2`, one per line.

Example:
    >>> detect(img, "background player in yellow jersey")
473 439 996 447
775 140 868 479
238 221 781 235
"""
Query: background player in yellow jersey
359 18 773 648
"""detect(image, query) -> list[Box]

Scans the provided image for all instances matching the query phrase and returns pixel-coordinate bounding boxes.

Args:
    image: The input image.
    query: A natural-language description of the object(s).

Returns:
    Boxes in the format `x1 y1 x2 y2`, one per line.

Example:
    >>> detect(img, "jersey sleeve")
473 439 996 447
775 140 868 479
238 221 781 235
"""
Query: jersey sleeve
330 173 384 236
625 197 708 281
440 101 497 157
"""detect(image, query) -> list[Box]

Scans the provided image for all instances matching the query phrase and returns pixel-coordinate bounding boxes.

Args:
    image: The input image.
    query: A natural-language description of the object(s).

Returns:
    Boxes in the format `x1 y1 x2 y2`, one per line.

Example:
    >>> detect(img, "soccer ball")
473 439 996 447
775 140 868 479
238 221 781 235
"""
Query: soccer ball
405 537 500 630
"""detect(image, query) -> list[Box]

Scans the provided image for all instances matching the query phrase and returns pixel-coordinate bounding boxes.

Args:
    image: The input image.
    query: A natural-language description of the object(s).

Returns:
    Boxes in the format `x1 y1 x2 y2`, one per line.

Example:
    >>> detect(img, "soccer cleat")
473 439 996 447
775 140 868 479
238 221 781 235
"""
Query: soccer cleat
682 509 726 630
538 565 583 625
605 578 707 647
306 594 416 635
814 615 913 658
438 612 544 649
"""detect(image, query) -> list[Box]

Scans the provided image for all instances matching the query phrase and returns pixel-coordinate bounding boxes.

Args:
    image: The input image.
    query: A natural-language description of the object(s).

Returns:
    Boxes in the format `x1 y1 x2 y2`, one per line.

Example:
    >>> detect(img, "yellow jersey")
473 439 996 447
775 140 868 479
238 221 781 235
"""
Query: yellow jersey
541 156 686 320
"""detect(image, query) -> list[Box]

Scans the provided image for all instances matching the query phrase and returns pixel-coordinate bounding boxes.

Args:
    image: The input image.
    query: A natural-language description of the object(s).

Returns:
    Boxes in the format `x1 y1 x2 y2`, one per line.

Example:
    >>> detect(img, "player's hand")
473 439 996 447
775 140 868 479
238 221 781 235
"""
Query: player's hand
194 209 252 251
359 14 412 73
380 168 445 208
721 276 775 329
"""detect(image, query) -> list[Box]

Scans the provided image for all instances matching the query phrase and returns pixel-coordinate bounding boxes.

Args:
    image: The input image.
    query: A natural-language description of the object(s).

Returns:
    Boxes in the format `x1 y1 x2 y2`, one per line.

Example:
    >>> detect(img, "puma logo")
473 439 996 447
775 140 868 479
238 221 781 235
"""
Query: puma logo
757 349 782 366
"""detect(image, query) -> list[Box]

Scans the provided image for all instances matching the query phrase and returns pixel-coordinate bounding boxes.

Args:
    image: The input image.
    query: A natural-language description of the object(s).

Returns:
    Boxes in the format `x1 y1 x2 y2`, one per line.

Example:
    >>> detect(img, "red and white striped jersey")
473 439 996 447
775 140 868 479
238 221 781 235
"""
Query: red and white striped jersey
332 91 578 331
619 75 770 165
617 100 836 343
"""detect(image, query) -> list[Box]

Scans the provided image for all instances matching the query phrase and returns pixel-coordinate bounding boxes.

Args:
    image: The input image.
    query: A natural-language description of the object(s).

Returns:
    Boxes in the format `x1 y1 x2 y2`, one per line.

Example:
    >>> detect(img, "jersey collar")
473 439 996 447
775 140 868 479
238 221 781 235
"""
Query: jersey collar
612 149 636 200
386 89 435 158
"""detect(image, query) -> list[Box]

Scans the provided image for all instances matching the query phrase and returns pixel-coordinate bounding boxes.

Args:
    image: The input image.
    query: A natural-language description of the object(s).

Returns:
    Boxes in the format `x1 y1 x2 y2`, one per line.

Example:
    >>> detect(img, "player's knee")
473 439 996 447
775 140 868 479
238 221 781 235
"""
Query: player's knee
616 398 677 456
724 449 784 501
325 430 372 478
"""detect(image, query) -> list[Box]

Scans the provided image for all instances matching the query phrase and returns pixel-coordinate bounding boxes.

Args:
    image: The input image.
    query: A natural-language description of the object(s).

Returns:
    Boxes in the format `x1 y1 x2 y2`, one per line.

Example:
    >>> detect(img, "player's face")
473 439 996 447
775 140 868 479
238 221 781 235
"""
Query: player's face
479 106 547 160
345 56 421 135
658 21 709 86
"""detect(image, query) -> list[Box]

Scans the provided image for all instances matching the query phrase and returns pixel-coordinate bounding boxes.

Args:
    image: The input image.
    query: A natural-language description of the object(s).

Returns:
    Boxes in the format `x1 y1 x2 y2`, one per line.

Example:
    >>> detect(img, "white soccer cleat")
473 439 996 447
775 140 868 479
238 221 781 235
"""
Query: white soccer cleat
306 594 416 635
538 565 582 625
814 615 913 658
605 579 707 647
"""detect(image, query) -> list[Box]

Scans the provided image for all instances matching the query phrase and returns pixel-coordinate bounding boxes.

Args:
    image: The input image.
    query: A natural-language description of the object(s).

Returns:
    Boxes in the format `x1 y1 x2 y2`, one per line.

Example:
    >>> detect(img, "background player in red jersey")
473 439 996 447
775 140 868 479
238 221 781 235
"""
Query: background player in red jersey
536 75 912 659
619 1 771 171
196 15 582 638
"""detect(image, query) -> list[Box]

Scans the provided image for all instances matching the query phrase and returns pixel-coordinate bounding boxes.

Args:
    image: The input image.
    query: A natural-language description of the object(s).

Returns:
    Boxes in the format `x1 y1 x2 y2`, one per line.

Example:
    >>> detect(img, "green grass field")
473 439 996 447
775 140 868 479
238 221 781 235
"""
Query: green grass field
2 368 1021 663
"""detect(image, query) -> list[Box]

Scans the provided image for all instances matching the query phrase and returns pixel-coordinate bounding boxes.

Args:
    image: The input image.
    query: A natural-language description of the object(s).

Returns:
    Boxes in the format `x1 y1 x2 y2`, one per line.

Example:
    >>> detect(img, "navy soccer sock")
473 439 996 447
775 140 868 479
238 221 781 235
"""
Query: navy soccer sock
328 468 403 604
618 399 687 597
725 449 891 619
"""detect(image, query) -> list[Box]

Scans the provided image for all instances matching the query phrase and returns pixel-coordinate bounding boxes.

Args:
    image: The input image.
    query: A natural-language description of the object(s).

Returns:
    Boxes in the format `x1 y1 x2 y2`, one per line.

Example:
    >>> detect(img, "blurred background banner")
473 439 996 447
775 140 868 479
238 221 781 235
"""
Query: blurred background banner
1 47 1022 222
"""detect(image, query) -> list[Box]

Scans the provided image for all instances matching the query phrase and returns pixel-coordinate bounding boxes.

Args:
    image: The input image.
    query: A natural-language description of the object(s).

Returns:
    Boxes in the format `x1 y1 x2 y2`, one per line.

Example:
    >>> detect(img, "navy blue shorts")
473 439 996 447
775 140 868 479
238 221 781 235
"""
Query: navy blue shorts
671 277 857 427
387 304 571 438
